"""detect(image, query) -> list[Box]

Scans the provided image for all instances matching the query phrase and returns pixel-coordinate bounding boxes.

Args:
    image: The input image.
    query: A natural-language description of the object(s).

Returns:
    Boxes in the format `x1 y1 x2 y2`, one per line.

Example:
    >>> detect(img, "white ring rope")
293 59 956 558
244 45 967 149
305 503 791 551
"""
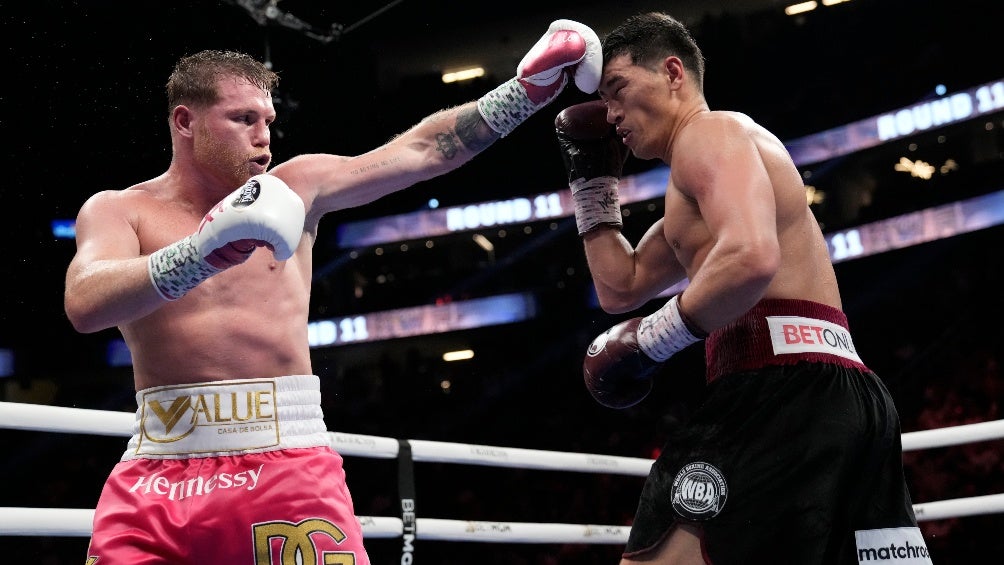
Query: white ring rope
330 433 654 475
900 418 1004 451
0 507 634 543
0 401 134 437
1 401 1002 540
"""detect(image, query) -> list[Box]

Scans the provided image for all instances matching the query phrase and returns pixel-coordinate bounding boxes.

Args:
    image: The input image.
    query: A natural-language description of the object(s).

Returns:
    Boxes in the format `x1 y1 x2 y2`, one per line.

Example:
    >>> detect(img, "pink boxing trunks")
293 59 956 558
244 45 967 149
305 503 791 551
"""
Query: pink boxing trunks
85 374 370 565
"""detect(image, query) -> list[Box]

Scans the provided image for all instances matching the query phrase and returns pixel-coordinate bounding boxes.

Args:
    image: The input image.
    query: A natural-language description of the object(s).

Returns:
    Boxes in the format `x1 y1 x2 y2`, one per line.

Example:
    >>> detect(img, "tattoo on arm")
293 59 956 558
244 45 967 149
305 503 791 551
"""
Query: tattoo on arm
434 131 460 160
348 155 403 175
456 105 499 153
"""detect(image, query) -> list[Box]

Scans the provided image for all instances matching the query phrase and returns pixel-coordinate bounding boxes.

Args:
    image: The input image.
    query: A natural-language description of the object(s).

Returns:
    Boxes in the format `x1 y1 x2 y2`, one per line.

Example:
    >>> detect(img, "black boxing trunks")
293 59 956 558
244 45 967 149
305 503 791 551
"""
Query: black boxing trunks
623 299 932 564
85 375 371 565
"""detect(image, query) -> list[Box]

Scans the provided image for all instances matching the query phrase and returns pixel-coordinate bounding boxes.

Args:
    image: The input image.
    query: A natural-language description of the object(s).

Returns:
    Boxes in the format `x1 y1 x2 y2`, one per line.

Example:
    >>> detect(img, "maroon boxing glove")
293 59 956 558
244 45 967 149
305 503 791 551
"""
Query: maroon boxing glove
555 100 628 182
583 318 661 409
555 100 630 235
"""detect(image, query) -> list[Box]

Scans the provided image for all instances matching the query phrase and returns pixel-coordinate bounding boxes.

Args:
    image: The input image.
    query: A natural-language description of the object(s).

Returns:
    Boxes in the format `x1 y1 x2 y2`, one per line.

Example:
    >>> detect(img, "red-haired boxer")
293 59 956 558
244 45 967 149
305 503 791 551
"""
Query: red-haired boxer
556 12 931 565
66 18 601 564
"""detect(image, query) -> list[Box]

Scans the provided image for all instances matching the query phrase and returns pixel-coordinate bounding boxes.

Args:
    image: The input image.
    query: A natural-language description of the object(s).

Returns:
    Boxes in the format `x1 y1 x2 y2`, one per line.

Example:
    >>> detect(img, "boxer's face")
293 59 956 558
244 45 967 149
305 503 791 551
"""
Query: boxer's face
192 77 276 189
599 53 673 160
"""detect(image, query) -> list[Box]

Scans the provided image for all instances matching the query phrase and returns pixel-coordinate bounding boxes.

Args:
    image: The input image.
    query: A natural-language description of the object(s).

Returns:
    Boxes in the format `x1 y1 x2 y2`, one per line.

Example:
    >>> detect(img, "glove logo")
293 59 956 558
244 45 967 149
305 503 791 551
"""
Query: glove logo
586 331 611 357
670 462 728 521
231 179 262 208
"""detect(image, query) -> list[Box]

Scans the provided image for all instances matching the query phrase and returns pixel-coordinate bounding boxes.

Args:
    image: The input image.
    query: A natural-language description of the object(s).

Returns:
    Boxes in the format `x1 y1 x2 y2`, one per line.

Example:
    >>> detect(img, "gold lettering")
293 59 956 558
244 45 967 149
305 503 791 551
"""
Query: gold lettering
214 394 231 422
253 519 354 565
255 391 274 419
147 396 191 435
191 395 212 423
234 392 253 422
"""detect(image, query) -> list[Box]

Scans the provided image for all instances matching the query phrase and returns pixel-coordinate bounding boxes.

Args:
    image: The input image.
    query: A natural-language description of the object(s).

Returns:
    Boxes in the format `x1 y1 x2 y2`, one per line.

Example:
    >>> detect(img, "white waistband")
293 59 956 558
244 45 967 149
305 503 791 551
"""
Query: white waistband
123 375 329 460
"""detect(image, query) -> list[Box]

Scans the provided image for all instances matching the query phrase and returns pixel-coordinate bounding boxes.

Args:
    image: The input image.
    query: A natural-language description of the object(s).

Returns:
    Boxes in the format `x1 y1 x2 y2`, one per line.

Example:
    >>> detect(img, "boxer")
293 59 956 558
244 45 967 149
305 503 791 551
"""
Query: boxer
68 18 602 564
555 12 931 564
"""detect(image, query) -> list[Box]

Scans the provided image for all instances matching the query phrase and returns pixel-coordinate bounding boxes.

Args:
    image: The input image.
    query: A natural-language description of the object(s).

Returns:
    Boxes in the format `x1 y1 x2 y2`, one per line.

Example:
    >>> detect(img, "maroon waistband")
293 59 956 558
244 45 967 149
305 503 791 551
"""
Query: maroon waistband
704 299 869 383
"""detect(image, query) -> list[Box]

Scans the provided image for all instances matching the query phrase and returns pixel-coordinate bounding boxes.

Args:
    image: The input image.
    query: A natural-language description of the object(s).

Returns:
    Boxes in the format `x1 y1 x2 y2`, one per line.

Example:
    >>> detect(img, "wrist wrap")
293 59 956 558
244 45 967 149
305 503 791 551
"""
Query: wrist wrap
147 235 221 301
637 295 703 362
571 176 623 235
477 78 540 138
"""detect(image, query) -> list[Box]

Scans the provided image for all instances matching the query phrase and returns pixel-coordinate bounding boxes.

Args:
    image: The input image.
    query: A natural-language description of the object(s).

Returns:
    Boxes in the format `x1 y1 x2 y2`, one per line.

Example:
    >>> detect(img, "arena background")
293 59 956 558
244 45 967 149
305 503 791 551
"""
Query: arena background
3 0 1003 562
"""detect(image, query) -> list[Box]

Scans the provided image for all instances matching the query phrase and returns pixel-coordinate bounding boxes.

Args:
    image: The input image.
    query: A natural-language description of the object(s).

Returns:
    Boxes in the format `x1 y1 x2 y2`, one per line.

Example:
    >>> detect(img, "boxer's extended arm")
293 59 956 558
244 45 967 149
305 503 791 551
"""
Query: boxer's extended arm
65 175 304 333
295 19 602 215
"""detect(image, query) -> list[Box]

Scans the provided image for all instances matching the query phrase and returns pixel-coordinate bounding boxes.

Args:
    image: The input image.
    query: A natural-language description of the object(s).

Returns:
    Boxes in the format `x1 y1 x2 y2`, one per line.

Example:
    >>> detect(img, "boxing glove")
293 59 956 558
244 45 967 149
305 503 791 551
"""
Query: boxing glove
148 174 306 301
477 19 601 137
584 296 705 409
555 100 629 235
583 318 659 409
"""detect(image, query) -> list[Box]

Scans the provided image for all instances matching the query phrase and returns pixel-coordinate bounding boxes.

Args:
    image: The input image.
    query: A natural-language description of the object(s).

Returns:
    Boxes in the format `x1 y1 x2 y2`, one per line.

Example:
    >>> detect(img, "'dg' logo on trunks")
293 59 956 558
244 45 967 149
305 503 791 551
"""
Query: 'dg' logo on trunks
671 462 728 520
253 518 356 565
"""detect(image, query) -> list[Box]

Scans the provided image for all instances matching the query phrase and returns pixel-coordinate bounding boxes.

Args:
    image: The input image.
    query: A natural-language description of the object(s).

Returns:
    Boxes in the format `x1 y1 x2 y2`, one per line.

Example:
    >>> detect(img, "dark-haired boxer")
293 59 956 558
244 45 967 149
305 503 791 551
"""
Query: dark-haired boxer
66 18 602 564
556 12 931 565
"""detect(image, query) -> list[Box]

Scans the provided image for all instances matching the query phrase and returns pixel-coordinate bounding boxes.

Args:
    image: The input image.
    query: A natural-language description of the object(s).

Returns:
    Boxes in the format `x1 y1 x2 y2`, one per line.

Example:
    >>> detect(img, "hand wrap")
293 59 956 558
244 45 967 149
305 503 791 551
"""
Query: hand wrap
148 235 223 301
637 295 706 362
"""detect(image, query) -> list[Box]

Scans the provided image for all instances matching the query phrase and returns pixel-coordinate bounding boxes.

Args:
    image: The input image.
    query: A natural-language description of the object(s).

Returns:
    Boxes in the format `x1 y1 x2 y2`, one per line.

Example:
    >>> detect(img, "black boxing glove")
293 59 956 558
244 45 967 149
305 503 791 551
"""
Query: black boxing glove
583 318 659 409
555 100 630 235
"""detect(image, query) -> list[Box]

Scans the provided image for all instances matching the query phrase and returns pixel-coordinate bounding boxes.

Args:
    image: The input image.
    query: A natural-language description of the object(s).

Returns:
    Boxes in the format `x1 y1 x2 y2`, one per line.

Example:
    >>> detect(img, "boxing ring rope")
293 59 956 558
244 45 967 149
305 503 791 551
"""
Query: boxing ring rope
1 401 1003 541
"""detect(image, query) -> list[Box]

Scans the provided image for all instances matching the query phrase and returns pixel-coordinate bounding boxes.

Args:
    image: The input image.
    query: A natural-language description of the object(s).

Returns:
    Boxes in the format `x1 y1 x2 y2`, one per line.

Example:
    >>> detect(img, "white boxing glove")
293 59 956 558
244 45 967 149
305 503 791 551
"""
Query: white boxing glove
195 174 304 263
148 174 306 301
518 19 602 95
477 19 602 137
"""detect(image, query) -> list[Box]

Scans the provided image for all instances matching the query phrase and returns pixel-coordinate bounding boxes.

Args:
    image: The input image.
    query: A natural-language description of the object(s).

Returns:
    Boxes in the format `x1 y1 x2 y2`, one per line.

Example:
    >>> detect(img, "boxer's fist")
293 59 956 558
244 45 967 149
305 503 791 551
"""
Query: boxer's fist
583 318 661 409
555 100 629 184
517 19 602 104
478 19 600 137
148 175 305 300
556 100 629 235
195 174 305 269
